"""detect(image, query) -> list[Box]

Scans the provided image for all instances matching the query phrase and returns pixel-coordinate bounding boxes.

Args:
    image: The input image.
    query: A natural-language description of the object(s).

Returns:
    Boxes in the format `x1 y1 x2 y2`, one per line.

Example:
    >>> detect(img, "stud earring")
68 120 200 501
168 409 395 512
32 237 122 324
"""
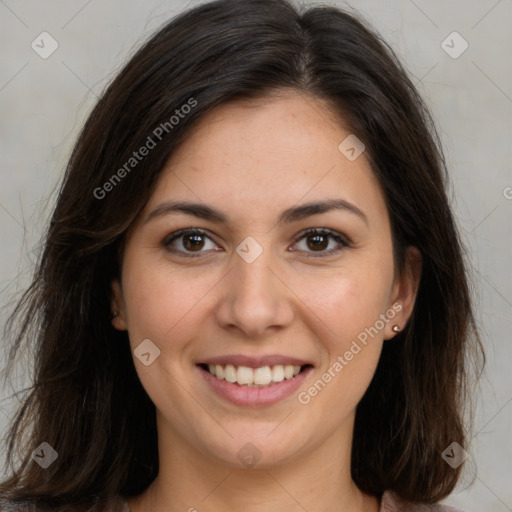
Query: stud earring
392 325 400 333
112 311 118 319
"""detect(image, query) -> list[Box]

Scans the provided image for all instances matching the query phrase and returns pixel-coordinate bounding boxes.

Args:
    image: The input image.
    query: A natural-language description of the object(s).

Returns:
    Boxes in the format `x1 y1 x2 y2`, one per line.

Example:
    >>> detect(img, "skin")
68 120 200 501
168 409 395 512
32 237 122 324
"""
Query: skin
111 89 422 512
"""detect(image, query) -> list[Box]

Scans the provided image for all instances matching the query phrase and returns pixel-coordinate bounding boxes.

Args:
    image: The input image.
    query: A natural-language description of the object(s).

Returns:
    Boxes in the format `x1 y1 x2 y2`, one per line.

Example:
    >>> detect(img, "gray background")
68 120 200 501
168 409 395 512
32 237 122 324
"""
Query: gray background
0 0 511 510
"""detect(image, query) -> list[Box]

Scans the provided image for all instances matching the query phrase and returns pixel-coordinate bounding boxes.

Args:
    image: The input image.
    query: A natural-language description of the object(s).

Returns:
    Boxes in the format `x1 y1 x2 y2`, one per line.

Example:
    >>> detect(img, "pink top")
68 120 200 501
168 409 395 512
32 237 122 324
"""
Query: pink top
379 491 465 511
119 491 466 511
0 491 467 511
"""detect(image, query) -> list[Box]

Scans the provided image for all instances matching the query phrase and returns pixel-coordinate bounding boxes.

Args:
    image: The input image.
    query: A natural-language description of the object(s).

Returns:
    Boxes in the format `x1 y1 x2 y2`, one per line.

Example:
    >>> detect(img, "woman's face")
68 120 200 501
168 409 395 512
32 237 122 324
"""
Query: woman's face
111 90 419 470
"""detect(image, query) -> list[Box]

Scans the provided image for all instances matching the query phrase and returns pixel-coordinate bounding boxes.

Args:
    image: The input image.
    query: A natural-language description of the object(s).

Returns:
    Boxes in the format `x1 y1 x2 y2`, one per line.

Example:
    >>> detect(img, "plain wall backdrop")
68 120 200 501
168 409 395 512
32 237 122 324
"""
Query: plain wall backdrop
0 0 511 510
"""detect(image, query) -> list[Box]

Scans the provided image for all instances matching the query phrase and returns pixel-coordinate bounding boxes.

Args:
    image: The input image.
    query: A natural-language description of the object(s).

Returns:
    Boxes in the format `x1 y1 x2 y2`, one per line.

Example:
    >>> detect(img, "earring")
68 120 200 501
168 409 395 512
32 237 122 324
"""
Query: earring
112 311 118 319
392 325 400 333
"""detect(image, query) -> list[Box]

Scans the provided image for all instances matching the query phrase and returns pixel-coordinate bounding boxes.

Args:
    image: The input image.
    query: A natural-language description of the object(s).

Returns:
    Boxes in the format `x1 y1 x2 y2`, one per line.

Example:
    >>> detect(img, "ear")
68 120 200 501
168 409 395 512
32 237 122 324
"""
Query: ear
387 246 422 339
110 279 128 331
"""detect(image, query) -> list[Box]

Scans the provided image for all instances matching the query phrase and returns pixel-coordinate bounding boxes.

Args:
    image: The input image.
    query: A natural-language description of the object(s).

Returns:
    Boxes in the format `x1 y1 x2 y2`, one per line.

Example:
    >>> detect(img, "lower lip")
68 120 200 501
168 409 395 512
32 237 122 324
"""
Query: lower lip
197 365 313 407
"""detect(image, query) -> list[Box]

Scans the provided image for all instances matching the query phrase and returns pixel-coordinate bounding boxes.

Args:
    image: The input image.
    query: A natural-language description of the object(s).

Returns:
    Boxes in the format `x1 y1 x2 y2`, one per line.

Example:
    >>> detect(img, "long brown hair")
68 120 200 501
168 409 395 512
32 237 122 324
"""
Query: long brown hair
0 0 484 509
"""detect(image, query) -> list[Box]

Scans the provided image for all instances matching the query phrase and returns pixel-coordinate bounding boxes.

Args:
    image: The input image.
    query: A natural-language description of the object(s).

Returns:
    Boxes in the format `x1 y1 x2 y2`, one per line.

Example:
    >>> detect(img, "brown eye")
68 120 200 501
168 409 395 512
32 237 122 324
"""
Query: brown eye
292 228 349 257
163 229 219 257
182 233 206 251
306 232 329 251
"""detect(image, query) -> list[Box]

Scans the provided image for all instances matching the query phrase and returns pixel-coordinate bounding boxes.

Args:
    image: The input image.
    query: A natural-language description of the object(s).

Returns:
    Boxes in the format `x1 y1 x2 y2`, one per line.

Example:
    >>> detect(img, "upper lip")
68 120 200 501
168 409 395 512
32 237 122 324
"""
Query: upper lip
197 354 314 368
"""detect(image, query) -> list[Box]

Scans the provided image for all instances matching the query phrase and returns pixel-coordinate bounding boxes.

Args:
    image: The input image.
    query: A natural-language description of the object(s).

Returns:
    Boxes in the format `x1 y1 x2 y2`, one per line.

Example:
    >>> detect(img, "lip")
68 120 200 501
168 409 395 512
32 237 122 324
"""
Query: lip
197 364 314 407
197 354 314 368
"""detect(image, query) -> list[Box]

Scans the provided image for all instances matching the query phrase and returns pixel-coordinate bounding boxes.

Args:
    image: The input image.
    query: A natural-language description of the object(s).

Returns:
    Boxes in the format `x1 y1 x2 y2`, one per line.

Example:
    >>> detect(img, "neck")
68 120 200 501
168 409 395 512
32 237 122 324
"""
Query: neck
127 413 380 512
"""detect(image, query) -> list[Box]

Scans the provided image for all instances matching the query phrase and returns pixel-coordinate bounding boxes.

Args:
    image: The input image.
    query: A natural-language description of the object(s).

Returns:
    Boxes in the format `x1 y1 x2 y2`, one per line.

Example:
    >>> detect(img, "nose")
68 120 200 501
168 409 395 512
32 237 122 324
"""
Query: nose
214 242 295 339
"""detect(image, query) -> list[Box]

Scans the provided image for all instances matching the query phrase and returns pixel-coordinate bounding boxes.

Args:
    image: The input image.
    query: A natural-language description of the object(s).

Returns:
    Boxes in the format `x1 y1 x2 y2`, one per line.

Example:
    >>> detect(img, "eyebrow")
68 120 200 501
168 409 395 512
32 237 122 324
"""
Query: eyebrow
145 198 368 226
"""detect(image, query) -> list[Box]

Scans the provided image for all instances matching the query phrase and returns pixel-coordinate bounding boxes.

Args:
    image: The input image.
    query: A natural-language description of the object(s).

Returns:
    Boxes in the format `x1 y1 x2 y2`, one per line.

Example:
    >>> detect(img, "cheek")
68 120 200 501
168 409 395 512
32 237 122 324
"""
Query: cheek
296 254 393 402
298 272 388 416
121 254 220 348
303 260 394 344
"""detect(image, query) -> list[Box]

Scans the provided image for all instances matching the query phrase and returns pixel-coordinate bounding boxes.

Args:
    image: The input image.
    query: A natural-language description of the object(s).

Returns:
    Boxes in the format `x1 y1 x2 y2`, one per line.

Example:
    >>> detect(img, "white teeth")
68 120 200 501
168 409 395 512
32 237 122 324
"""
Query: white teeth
284 365 294 379
253 366 272 386
224 364 237 383
236 366 253 385
205 363 305 387
271 365 285 382
215 365 224 379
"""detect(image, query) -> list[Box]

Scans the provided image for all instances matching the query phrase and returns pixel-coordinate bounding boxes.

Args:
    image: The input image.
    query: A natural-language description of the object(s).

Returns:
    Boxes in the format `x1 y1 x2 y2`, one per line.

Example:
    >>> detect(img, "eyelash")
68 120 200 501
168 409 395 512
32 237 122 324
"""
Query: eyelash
162 228 351 259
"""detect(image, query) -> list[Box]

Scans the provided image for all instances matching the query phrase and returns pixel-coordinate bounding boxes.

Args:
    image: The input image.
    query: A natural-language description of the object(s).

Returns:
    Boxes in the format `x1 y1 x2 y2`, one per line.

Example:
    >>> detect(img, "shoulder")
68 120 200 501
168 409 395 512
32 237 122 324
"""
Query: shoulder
0 495 129 512
381 491 468 512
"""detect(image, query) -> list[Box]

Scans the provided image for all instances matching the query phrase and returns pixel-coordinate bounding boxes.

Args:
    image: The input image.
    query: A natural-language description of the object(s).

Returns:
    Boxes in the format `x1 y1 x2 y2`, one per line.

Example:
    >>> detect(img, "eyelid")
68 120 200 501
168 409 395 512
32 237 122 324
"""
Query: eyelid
291 227 351 258
162 228 220 257
162 227 351 258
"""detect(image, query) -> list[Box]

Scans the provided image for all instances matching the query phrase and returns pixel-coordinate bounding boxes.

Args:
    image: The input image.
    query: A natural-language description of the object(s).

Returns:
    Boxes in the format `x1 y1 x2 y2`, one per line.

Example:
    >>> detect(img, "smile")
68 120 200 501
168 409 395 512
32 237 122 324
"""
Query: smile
196 360 314 407
200 363 309 387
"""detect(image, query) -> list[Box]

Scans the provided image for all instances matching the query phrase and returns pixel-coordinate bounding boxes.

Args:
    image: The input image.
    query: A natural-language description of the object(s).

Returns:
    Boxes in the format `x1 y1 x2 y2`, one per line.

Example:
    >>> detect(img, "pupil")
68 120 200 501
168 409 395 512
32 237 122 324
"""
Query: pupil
308 234 327 251
184 234 204 251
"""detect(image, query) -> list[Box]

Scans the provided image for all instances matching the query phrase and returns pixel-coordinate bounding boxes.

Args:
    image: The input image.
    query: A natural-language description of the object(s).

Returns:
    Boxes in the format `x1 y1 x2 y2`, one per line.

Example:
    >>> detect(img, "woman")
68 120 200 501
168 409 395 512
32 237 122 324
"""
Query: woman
0 0 484 510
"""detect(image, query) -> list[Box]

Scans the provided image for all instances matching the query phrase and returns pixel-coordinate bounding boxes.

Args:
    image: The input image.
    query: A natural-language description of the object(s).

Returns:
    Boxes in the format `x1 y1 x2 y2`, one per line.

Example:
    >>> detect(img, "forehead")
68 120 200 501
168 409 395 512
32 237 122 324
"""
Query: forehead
170 91 351 173
143 91 388 229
